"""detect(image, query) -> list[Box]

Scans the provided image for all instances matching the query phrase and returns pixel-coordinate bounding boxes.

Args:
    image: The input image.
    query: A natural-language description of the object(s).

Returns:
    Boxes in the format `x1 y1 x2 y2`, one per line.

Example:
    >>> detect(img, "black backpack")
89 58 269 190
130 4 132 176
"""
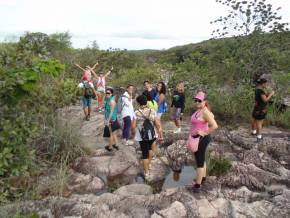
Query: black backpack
138 109 156 141
83 81 94 98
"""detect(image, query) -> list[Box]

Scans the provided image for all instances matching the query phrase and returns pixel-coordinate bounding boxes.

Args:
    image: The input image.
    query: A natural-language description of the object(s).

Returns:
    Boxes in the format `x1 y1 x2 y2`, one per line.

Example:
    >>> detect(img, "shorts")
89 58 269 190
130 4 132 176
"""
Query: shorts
171 107 182 120
103 120 121 138
97 87 105 93
252 107 267 120
81 96 92 108
156 113 163 118
139 139 156 159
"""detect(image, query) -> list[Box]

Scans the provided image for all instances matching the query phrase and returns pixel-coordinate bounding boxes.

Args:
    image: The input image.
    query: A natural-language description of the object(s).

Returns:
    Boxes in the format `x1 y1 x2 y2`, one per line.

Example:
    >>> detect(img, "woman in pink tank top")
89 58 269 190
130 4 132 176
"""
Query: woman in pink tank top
190 91 218 193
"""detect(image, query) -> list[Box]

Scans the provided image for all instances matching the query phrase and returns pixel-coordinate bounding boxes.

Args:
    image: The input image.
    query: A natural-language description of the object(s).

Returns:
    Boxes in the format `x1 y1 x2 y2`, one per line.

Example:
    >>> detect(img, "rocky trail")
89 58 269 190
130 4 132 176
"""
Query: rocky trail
1 102 290 218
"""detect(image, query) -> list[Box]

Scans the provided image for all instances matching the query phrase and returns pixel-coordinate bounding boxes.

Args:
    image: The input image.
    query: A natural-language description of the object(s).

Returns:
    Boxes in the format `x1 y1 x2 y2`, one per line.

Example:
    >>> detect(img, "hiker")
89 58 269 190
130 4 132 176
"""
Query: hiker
74 62 98 81
189 91 218 193
154 81 167 119
120 84 136 146
132 95 163 180
171 82 185 133
251 78 275 142
143 90 158 112
103 88 121 151
143 80 157 99
90 66 113 112
77 75 97 121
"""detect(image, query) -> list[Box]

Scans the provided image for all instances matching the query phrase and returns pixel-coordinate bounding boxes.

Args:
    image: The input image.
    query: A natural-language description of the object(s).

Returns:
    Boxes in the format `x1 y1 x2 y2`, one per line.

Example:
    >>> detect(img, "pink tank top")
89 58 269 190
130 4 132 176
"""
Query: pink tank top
97 77 105 88
83 70 91 81
190 110 209 136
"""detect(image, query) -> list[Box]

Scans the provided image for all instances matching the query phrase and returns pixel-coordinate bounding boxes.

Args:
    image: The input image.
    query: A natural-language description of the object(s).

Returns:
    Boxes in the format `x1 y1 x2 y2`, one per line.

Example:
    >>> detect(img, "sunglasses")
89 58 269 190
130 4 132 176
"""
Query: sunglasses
194 98 202 103
106 92 111 95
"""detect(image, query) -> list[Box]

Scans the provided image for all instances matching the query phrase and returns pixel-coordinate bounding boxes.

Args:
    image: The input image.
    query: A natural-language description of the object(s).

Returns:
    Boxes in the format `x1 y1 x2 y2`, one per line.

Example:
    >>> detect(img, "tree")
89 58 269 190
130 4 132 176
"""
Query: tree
211 0 289 38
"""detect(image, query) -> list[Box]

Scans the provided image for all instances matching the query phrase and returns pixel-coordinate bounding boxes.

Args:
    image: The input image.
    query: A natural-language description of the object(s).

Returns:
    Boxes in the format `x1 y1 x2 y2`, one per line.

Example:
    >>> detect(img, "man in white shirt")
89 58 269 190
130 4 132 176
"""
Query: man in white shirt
120 84 136 145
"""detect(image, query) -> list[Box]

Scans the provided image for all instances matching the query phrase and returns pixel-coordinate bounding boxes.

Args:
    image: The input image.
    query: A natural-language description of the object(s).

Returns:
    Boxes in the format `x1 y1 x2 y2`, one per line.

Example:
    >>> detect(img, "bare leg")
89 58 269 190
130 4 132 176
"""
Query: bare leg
83 107 88 117
143 159 149 173
203 162 207 178
175 119 181 128
251 119 257 131
151 142 157 155
256 120 264 136
195 167 204 185
112 131 118 145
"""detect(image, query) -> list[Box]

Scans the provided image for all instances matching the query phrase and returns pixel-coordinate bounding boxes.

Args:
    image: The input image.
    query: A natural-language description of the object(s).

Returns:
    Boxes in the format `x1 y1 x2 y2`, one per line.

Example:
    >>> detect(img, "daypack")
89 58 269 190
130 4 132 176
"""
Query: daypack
117 95 127 114
138 109 156 141
83 81 94 98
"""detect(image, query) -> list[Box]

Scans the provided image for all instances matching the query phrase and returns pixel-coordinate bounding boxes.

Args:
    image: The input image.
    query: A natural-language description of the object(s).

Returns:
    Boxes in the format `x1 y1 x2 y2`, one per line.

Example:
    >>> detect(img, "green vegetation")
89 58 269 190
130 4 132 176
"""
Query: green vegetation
0 0 289 203
208 156 232 177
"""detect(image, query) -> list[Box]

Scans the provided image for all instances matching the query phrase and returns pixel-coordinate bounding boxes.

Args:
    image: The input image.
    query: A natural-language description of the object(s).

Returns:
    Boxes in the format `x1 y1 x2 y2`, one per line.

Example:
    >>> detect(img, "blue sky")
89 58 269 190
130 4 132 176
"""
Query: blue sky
0 0 289 50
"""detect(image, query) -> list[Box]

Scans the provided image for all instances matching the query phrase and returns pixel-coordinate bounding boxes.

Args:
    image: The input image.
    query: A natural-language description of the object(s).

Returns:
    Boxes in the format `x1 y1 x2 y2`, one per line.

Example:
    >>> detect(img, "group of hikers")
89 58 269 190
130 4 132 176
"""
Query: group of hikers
76 62 274 193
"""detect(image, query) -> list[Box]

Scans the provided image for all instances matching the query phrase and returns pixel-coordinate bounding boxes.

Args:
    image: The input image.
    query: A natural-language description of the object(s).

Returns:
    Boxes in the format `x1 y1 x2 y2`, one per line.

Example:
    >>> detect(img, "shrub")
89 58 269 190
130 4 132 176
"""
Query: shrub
208 156 232 177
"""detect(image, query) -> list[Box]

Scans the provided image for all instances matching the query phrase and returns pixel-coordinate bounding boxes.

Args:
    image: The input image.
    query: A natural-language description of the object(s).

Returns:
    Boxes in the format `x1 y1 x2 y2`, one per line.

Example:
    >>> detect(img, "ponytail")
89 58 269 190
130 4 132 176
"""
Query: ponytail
205 101 211 111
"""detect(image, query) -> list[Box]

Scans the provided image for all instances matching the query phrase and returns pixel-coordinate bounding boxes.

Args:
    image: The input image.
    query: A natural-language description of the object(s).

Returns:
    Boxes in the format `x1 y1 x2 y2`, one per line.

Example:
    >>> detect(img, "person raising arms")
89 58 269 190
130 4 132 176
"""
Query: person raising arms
90 66 113 112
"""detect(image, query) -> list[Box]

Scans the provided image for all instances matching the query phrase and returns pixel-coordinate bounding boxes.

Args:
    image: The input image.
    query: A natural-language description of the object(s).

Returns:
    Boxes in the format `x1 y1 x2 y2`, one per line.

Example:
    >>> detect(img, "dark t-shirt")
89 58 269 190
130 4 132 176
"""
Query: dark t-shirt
254 88 267 109
171 90 185 112
143 89 157 99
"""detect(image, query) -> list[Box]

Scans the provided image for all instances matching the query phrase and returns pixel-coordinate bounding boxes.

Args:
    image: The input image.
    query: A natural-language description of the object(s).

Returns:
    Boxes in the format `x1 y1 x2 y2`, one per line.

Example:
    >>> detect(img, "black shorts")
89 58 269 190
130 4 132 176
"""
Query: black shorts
139 139 156 159
252 107 267 120
103 120 121 138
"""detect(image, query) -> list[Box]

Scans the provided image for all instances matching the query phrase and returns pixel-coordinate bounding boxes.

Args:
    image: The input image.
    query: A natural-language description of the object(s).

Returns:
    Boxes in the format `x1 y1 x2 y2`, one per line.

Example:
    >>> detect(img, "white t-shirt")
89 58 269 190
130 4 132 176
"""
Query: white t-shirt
78 81 94 89
121 91 136 120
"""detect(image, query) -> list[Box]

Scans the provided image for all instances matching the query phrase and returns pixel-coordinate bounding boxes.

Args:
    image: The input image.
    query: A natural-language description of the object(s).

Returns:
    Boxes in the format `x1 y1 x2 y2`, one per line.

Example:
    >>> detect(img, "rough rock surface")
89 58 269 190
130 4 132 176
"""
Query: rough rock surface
1 104 290 218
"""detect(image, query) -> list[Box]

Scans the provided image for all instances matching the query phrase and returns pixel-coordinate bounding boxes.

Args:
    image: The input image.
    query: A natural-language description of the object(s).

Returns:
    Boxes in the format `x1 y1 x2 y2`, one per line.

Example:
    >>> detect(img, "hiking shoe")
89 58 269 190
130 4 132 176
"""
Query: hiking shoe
192 184 201 193
144 172 151 181
256 137 263 143
173 128 181 134
127 140 134 145
105 145 113 152
112 144 119 150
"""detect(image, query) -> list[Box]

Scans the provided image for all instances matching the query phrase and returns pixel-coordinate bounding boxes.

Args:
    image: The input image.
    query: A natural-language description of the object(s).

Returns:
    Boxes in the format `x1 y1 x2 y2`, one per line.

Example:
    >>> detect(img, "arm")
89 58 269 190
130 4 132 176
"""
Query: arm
104 66 113 78
92 62 98 70
74 63 85 71
157 94 165 106
90 68 99 79
197 110 218 136
181 93 185 113
261 91 274 103
154 117 164 140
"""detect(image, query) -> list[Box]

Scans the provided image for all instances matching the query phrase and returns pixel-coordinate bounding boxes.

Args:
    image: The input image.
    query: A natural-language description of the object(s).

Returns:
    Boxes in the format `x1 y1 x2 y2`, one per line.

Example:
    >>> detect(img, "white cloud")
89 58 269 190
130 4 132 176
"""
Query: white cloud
0 0 289 49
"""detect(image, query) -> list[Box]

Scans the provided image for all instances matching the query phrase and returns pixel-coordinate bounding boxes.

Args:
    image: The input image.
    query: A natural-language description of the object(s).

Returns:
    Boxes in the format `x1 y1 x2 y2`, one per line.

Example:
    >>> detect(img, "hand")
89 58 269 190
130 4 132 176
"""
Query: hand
196 130 207 137
110 66 114 71
270 91 275 96
106 121 110 126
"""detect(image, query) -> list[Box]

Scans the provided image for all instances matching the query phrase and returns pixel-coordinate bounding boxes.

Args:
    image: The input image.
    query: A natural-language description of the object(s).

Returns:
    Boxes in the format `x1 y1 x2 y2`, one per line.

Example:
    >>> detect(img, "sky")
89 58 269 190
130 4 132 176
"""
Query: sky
0 0 289 50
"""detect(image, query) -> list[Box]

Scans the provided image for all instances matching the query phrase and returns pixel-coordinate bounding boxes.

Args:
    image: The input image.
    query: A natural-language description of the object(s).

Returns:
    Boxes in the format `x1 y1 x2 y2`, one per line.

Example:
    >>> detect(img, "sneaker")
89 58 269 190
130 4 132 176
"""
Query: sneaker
173 128 181 134
105 145 113 152
192 184 201 193
127 140 134 145
256 137 263 143
144 172 151 181
112 144 119 150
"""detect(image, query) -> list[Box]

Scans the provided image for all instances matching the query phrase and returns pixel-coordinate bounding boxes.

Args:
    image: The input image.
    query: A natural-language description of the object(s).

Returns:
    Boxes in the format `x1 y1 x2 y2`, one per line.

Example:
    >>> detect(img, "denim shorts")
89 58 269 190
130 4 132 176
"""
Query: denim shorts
81 96 92 108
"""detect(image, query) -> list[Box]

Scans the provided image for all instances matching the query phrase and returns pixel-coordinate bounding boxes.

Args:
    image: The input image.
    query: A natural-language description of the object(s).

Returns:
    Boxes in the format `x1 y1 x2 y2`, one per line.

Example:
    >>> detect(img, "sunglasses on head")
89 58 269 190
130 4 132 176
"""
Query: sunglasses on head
194 98 202 103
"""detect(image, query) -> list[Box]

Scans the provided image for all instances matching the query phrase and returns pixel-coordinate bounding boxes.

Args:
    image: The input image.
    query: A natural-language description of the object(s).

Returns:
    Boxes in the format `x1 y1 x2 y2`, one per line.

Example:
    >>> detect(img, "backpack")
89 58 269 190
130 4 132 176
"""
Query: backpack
138 109 156 141
83 81 94 98
117 95 127 114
